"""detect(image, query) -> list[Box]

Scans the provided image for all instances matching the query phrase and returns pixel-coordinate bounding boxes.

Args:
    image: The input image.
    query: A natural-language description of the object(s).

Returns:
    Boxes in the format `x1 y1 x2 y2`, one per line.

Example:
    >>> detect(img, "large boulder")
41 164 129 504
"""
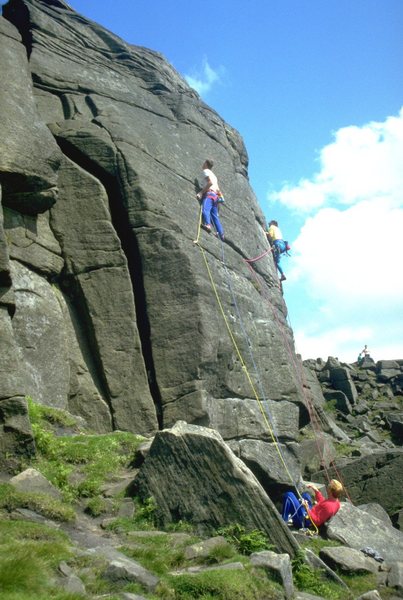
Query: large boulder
10 467 61 499
319 546 379 574
132 421 299 556
376 360 401 382
329 366 358 404
250 551 294 600
326 503 403 564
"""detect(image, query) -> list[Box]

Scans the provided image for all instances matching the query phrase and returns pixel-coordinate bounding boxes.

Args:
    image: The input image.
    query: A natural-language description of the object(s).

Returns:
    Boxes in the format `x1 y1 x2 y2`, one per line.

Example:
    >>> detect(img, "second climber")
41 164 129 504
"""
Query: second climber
266 219 287 282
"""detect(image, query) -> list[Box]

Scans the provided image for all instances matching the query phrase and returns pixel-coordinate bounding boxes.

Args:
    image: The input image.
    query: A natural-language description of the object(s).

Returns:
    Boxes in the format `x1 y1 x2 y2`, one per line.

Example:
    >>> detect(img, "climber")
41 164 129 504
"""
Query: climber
196 159 225 241
281 479 343 529
266 220 287 282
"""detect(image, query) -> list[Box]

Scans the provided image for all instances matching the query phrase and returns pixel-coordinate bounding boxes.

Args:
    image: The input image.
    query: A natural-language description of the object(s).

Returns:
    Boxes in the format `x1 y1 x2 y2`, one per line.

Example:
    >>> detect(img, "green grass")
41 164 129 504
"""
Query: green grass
26 398 145 503
120 533 188 576
9 398 387 600
84 495 114 517
0 483 75 522
156 567 283 600
299 535 342 555
27 397 78 429
340 573 379 597
216 523 274 555
0 521 79 600
105 496 160 532
292 549 352 600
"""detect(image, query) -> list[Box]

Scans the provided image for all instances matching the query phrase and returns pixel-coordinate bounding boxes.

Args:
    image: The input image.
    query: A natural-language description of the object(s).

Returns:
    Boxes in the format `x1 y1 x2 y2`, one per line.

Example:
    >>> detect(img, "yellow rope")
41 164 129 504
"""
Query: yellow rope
194 213 319 535
193 203 203 244
196 242 298 488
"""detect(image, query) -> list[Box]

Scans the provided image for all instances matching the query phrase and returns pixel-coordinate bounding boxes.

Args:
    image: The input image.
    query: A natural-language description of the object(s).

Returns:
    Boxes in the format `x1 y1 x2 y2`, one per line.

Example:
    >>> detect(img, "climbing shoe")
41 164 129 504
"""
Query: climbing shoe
280 275 287 282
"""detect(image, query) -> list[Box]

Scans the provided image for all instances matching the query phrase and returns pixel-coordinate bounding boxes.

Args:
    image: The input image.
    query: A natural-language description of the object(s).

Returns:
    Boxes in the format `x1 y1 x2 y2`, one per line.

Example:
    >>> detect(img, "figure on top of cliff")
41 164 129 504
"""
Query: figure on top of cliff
196 159 225 241
266 220 289 282
358 344 371 365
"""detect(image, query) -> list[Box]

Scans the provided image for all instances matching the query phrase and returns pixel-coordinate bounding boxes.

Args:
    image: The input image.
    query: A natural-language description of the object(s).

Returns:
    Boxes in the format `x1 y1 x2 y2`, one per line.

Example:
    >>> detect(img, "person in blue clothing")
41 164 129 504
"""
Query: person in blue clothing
282 480 343 529
266 220 287 281
196 159 225 241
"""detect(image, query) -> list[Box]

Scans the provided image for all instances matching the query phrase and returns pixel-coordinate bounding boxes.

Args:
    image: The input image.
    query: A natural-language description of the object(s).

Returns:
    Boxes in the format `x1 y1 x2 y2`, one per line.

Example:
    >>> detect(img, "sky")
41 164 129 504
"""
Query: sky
2 0 402 362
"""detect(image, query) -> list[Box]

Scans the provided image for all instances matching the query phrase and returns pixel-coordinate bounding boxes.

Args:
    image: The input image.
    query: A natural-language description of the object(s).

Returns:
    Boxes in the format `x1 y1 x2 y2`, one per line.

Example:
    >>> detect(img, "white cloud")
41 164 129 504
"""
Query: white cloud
290 198 403 302
270 107 403 212
273 108 403 361
184 58 223 96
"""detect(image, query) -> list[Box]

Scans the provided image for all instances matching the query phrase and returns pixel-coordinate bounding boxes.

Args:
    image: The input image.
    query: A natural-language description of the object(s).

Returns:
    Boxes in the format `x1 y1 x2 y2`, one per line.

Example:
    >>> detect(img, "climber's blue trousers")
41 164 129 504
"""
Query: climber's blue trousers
273 239 286 276
202 193 224 240
282 491 312 528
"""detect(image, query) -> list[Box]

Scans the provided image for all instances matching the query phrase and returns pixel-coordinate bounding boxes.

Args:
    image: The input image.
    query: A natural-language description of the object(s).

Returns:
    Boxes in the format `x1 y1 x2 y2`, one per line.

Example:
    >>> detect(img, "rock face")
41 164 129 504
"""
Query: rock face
0 0 301 459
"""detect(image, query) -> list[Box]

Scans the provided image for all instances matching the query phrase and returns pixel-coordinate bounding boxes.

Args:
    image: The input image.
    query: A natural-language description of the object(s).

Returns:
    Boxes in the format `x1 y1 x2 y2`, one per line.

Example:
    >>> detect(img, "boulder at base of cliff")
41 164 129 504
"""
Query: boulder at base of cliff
131 421 299 557
325 503 403 564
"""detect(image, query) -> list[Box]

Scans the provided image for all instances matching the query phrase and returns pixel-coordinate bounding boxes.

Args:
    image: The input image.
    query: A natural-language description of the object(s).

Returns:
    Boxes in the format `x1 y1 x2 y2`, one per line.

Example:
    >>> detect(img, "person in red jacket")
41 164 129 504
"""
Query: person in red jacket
282 479 343 529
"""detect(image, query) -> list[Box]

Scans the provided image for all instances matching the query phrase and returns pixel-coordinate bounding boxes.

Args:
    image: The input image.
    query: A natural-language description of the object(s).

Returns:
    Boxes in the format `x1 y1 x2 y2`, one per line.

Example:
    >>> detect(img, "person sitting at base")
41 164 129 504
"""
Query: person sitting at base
282 479 343 529
196 159 225 241
266 219 287 282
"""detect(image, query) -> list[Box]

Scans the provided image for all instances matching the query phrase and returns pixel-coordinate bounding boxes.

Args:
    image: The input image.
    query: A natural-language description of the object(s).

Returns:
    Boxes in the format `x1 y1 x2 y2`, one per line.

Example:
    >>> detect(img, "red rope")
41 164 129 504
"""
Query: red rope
244 252 353 503
244 248 272 263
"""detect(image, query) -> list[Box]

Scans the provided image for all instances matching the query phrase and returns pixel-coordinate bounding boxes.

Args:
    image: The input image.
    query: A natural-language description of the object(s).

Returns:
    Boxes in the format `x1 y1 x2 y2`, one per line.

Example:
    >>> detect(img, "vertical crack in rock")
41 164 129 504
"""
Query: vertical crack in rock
2 0 33 58
52 135 163 429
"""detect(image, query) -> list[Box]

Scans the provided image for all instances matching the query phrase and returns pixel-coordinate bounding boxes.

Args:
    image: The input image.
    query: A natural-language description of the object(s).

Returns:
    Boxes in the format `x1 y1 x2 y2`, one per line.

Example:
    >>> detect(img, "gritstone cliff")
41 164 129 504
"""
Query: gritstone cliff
0 0 302 456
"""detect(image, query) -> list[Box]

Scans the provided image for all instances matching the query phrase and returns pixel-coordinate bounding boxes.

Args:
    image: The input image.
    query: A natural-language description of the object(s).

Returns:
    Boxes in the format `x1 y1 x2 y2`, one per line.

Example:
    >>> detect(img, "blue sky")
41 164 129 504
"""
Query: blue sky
2 0 402 362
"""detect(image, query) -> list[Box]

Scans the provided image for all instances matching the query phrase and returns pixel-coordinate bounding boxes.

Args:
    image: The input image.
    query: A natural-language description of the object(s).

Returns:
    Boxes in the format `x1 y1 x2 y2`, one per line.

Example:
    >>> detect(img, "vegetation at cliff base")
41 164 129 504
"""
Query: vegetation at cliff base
26 397 145 503
0 520 77 600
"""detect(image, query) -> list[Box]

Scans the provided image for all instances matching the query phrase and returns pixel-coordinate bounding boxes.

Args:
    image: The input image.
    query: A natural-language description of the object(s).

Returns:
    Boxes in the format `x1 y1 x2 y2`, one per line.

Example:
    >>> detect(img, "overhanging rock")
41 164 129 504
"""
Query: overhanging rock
132 421 299 557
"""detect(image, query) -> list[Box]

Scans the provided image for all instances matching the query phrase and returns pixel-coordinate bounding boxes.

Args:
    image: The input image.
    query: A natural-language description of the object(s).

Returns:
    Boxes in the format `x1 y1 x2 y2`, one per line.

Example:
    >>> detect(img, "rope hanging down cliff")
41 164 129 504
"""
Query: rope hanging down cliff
193 214 321 531
193 212 351 524
244 242 351 503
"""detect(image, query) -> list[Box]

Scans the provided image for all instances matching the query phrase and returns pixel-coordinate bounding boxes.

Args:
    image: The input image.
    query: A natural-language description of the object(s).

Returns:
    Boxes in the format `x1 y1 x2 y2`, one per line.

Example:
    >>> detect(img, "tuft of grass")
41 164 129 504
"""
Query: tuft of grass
159 567 282 599
340 573 379 598
27 397 78 429
0 519 69 543
292 549 351 600
324 399 338 414
0 483 75 522
202 542 238 565
84 495 113 517
106 496 158 532
121 533 187 576
165 520 195 533
300 535 342 555
216 524 273 555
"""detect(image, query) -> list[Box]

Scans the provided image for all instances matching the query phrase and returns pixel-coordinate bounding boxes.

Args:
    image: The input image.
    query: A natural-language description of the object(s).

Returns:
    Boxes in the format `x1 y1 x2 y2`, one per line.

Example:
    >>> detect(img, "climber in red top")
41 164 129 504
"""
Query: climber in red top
282 479 343 529
303 480 342 526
